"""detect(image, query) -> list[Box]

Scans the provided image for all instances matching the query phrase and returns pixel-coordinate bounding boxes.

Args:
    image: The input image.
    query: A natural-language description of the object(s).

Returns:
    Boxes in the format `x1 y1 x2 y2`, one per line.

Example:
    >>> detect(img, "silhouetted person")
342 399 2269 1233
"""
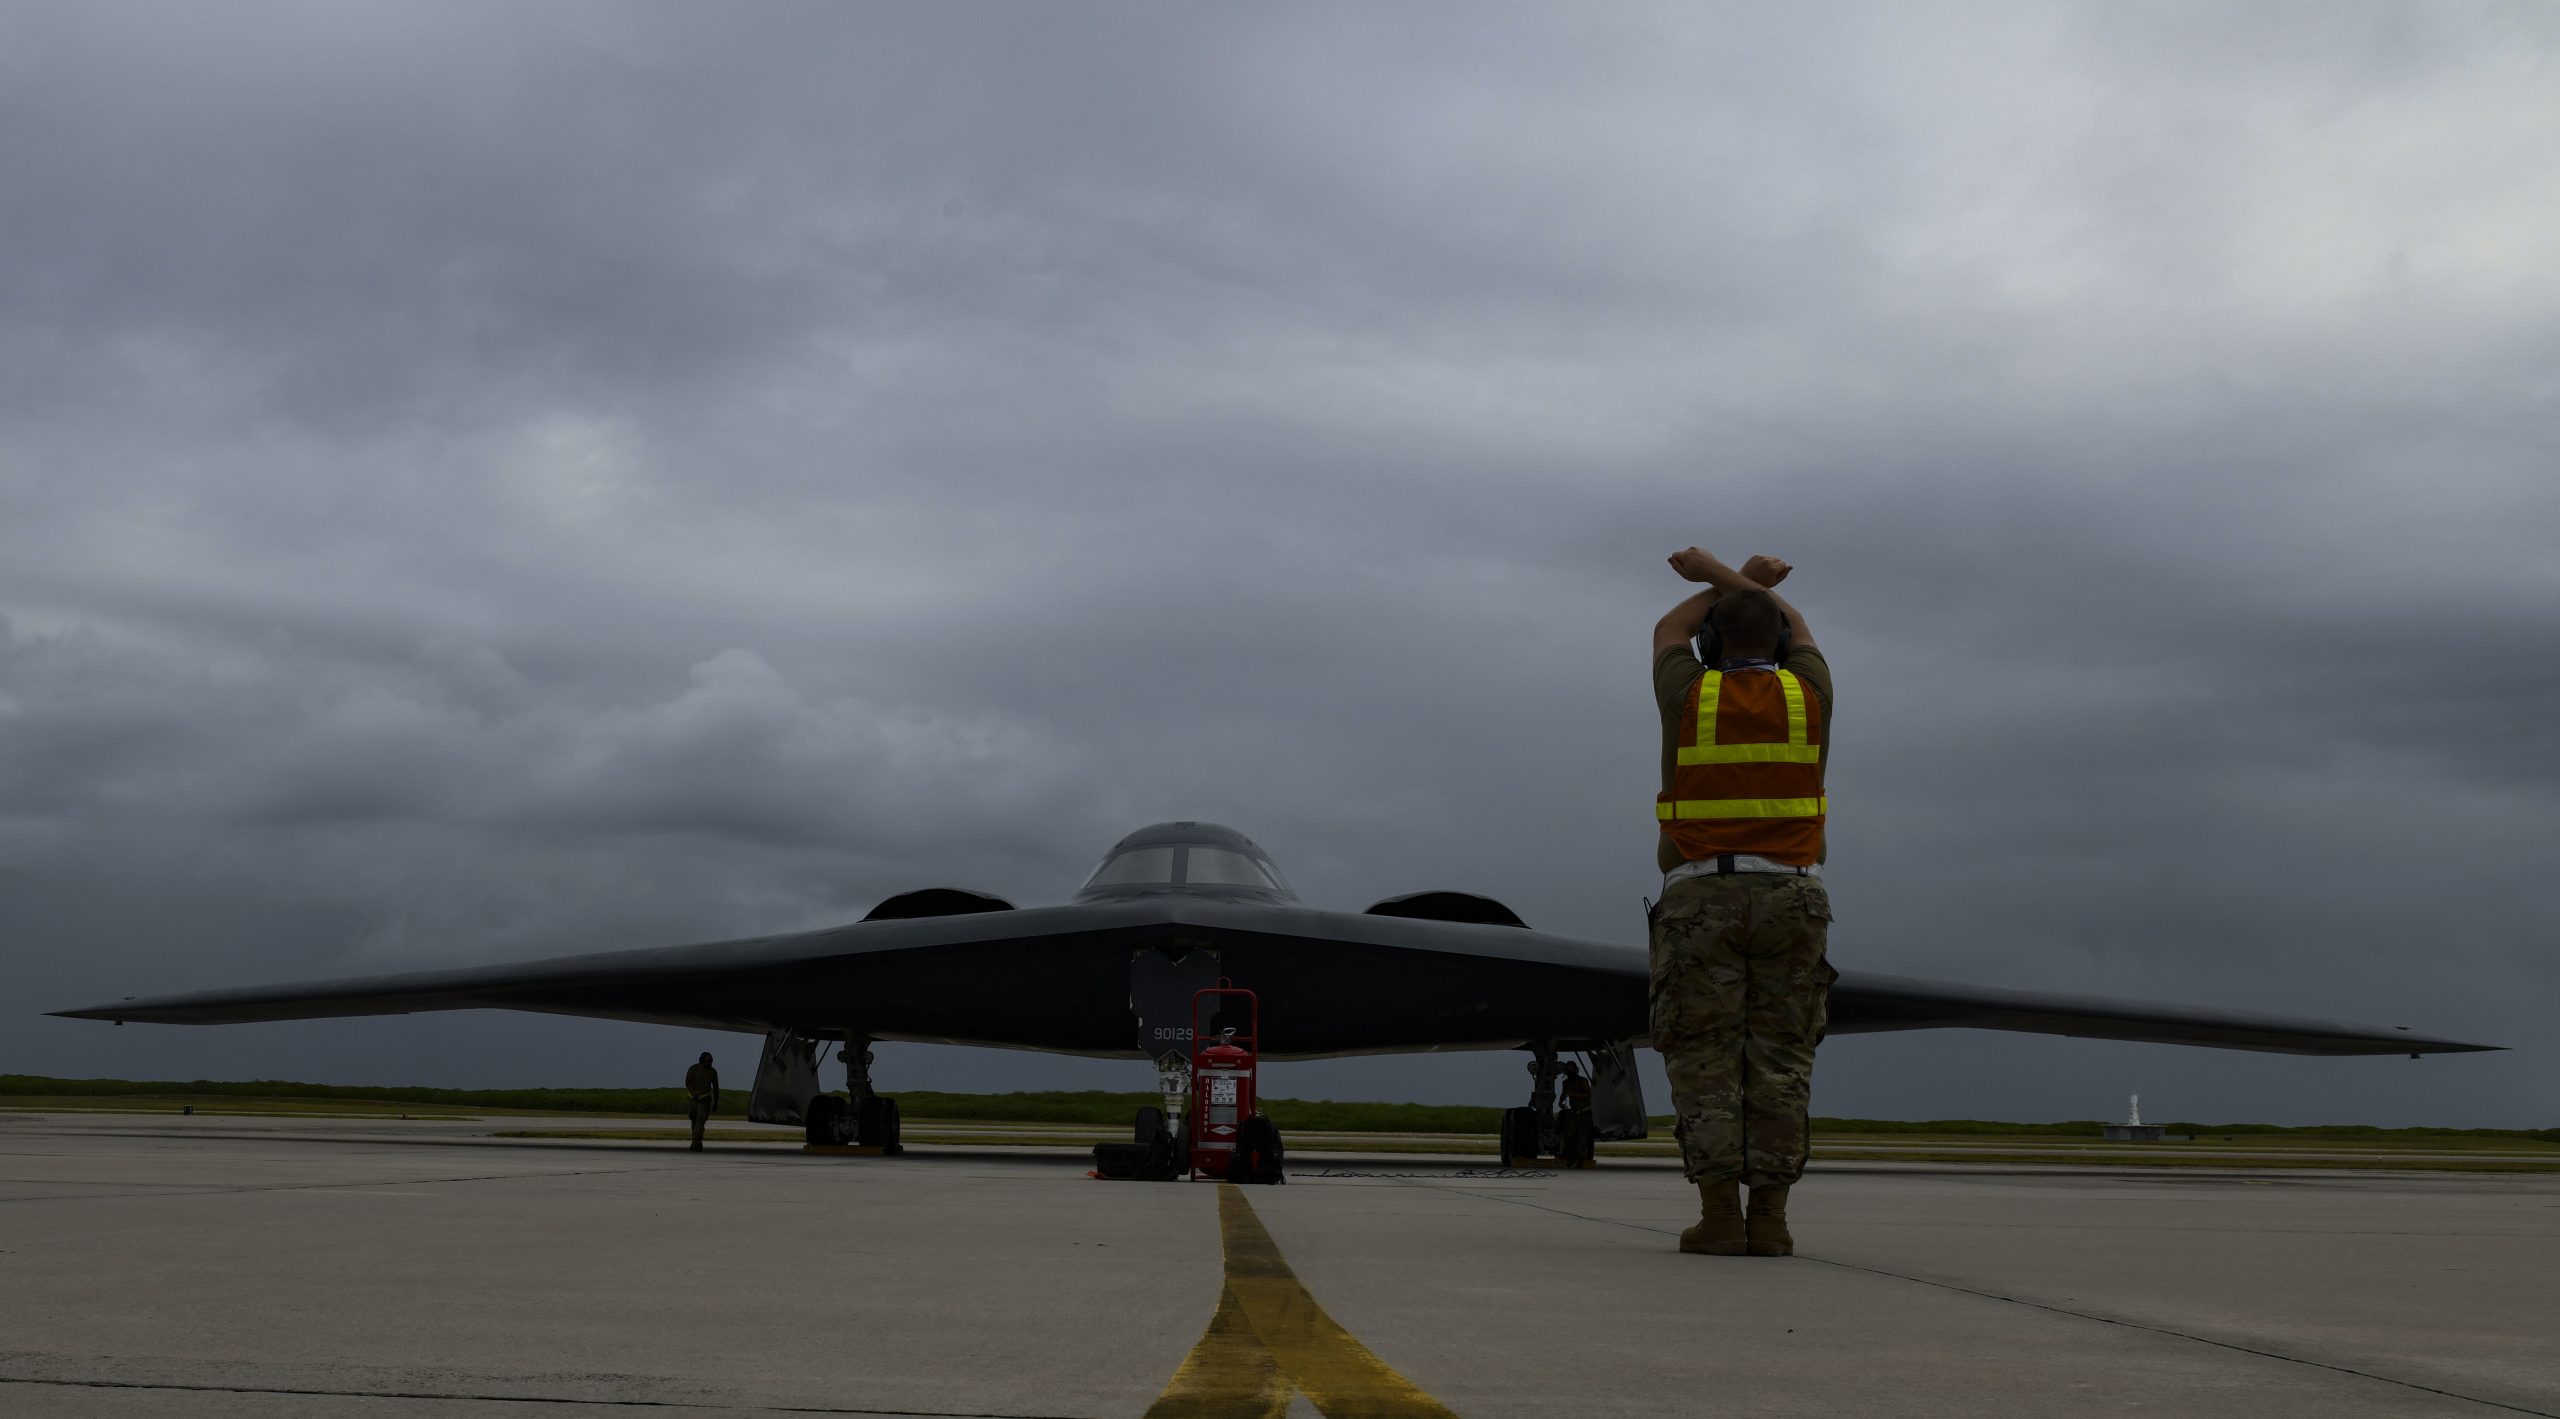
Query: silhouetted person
1556 1058 1598 1166
1559 1060 1594 1111
684 1052 720 1151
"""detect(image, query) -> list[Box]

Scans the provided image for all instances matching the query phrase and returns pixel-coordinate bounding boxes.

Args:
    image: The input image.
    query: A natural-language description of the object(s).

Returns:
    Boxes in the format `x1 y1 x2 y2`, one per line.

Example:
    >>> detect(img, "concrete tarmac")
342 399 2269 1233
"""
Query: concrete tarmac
2 1111 2554 1417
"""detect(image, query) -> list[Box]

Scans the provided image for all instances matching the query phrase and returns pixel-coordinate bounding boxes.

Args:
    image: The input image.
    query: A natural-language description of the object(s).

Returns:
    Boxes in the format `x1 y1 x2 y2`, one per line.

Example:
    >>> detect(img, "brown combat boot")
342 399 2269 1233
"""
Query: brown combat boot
1746 1185 1793 1256
1679 1180 1747 1255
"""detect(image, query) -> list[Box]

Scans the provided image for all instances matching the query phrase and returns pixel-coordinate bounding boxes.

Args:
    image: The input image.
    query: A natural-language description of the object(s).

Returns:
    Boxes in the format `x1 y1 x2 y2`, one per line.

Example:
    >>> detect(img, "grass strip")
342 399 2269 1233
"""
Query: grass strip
0 1094 490 1118
9 1075 2552 1147
483 1128 2560 1171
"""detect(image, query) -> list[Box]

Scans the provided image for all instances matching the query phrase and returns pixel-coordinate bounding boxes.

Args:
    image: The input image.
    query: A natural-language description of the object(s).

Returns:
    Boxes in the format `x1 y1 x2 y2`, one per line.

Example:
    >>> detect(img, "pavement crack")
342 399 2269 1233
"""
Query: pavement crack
1396 1177 2559 1418
0 1374 1084 1418
1793 1255 2560 1419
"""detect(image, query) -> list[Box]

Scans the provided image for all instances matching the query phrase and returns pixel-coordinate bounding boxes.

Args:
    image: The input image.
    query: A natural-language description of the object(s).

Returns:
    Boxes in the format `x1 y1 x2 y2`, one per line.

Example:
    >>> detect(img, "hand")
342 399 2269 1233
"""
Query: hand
1667 547 1718 583
1740 555 1791 588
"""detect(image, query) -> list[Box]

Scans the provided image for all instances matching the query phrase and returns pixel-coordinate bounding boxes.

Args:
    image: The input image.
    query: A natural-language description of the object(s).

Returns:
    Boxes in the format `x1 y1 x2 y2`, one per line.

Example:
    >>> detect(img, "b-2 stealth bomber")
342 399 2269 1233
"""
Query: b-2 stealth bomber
56 820 2497 1159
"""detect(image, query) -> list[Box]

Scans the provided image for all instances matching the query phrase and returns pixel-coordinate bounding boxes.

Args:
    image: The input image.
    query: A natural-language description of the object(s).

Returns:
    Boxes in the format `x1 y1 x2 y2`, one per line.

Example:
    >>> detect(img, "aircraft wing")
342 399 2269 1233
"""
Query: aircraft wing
1826 970 2499 1056
46 897 1649 1057
49 900 1184 1045
52 896 2497 1058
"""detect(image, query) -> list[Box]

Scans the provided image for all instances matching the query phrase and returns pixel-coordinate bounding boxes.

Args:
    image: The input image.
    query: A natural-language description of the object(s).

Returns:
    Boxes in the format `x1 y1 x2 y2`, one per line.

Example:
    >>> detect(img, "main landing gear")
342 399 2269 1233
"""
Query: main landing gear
1499 1041 1596 1168
745 1028 903 1154
805 1036 903 1155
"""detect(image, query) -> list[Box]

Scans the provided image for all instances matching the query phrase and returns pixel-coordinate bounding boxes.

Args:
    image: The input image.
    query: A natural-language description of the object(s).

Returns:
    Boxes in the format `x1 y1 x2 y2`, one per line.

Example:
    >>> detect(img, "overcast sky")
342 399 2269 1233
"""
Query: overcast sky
4 2 2553 1127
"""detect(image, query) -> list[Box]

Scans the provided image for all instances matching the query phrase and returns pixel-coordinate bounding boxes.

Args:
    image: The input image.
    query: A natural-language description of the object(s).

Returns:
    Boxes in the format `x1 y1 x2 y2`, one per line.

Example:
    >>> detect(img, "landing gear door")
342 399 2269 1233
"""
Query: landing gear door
1131 946 1221 1066
1588 1039 1649 1141
747 1028 823 1126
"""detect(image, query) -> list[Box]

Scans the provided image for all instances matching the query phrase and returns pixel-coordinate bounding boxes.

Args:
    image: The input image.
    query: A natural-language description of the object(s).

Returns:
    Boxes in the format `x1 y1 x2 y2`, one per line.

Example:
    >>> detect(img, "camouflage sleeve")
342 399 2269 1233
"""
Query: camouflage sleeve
1783 645 1833 735
1655 645 1703 716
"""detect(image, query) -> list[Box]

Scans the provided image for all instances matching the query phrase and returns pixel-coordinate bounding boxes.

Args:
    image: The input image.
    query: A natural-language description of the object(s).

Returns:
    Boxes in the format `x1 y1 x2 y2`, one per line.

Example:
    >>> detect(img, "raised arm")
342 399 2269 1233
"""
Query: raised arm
1653 587 1723 658
1767 588 1815 653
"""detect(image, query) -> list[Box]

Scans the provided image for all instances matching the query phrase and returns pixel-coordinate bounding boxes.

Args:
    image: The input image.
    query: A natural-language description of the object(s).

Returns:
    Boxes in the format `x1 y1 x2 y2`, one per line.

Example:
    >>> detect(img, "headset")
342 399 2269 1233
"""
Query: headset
1695 594 1793 669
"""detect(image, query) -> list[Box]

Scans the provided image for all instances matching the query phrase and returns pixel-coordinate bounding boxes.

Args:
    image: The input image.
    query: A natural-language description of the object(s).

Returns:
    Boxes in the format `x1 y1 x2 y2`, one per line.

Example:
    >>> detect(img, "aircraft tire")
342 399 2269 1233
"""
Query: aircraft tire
1499 1106 1538 1163
857 1095 903 1154
804 1094 846 1146
1559 1107 1595 1166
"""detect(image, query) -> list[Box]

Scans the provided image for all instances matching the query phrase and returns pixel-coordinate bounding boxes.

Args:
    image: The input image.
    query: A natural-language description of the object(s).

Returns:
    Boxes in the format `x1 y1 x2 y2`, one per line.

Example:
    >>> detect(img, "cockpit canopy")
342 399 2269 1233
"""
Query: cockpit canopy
1072 821 1297 903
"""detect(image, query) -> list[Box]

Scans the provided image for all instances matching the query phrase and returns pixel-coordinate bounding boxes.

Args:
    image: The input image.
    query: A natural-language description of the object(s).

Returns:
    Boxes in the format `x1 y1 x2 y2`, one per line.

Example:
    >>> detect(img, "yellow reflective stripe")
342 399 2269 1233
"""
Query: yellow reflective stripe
1675 669 1819 764
1678 741 1821 765
1661 796 1827 819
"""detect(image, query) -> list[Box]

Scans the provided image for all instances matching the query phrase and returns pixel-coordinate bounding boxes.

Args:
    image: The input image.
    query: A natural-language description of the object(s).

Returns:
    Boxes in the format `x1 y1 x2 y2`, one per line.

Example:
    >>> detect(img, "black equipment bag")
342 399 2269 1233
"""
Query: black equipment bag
1094 1106 1183 1181
1230 1113 1286 1185
1092 1141 1156 1179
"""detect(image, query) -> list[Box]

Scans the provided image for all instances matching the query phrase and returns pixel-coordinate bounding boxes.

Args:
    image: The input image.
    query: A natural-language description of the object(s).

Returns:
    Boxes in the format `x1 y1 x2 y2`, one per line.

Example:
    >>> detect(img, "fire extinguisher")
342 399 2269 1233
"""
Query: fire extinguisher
1188 984 1282 1182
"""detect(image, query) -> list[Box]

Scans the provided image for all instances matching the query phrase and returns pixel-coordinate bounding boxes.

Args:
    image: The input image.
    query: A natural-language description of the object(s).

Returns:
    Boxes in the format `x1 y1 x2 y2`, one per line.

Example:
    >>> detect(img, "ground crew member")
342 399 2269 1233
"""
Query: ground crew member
1558 1060 1593 1111
1650 546 1835 1257
684 1052 720 1151
1556 1059 1597 1165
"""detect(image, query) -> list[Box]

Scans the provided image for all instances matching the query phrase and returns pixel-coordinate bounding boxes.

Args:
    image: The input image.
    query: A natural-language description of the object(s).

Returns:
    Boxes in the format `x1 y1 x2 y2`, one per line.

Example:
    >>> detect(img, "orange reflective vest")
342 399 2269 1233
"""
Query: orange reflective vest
1656 667 1826 866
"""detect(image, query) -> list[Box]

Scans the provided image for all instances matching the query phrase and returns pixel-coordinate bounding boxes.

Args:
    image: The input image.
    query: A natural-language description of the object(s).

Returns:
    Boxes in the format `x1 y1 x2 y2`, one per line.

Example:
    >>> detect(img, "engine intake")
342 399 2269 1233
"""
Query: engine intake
862 887 1016 922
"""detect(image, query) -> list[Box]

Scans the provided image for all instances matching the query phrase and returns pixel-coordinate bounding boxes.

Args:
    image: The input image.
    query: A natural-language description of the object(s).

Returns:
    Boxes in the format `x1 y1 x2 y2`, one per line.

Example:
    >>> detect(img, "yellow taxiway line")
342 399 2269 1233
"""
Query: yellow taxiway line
1146 1182 1461 1418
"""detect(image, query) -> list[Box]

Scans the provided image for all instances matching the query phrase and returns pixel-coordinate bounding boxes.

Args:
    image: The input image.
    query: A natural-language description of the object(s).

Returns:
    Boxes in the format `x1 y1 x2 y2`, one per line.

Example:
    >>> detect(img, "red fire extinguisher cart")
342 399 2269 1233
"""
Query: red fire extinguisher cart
1188 985 1280 1182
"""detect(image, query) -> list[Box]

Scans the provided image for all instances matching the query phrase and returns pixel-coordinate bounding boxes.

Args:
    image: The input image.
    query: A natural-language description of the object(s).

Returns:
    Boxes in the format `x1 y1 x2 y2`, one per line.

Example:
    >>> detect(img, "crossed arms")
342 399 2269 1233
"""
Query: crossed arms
1651 548 1818 659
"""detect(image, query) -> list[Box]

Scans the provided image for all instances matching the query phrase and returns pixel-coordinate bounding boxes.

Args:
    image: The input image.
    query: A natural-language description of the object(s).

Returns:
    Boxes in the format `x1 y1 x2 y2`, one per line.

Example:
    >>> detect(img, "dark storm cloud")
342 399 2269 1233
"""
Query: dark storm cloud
4 2 2553 1123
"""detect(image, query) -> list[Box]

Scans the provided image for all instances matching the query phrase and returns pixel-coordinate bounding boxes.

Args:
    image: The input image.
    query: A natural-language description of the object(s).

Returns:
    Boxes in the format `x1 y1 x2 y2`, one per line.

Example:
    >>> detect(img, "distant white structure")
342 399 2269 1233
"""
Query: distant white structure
2103 1092 2165 1142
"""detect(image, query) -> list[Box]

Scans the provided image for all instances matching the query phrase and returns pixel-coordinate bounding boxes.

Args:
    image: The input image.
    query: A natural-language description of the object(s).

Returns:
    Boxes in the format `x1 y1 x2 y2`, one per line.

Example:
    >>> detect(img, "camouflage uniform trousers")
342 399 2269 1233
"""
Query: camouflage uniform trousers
1648 873 1836 1189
